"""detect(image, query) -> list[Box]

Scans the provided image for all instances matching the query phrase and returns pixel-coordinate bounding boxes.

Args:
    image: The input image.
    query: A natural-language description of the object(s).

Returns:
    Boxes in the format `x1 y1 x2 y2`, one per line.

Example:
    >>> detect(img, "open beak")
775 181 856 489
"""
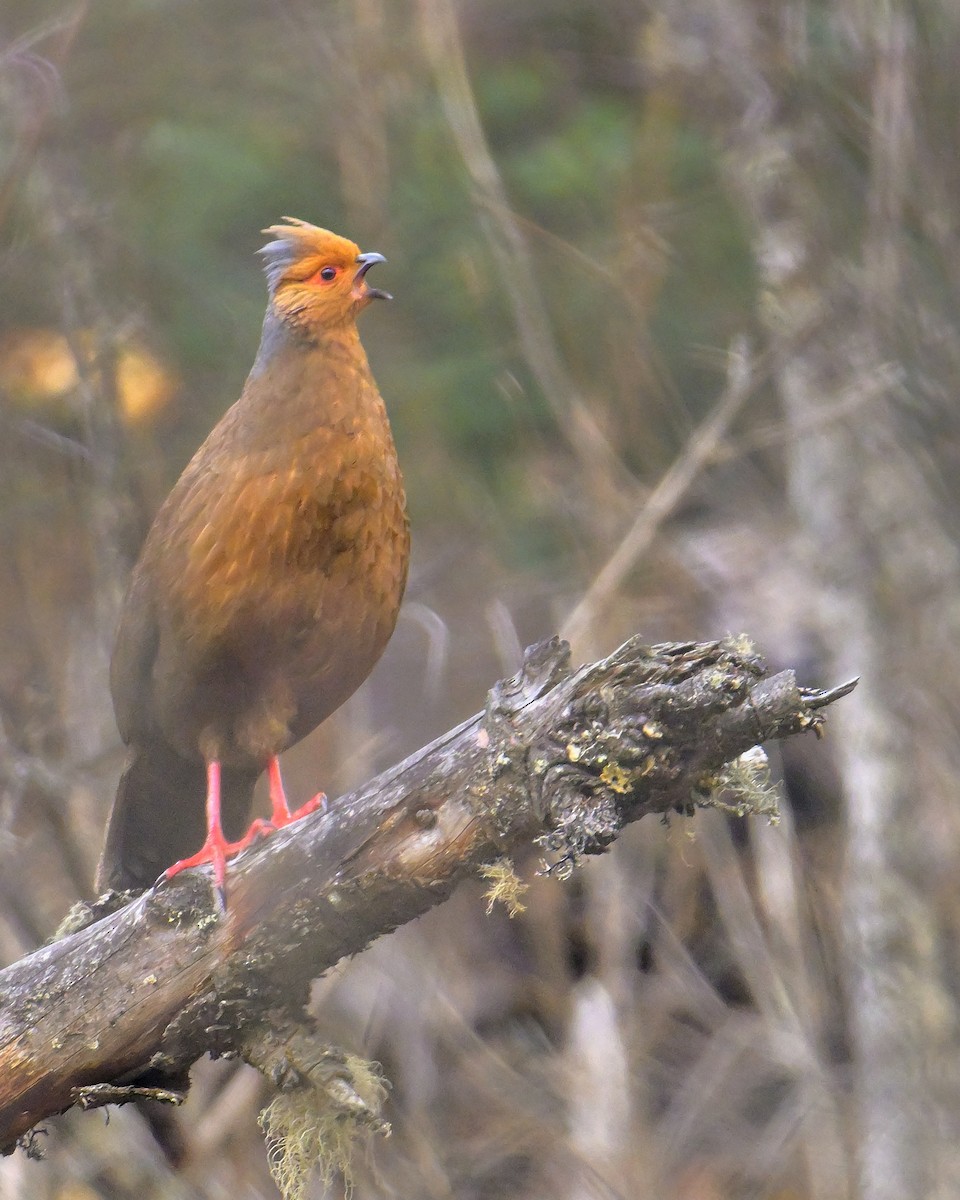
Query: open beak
354 251 392 302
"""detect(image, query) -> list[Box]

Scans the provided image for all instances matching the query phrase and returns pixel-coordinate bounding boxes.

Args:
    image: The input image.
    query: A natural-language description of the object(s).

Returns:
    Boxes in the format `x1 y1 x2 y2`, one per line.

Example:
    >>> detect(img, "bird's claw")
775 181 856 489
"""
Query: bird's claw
163 831 250 905
288 791 327 822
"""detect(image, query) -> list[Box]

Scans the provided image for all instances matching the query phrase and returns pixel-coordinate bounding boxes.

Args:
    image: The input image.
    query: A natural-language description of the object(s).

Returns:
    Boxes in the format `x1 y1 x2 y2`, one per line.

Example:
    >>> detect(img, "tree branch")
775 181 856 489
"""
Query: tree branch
0 635 854 1153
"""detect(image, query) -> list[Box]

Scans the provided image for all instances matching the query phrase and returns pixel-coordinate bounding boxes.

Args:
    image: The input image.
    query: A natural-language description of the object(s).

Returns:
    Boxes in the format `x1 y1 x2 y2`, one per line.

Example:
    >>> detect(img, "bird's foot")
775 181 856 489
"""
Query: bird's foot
275 791 327 828
235 792 327 848
265 758 327 828
164 828 254 908
159 760 260 910
231 817 274 847
161 766 329 909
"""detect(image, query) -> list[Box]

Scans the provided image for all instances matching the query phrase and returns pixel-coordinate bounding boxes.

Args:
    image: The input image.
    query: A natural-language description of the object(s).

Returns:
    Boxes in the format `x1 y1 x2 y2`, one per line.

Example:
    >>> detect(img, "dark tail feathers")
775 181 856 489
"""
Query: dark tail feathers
97 742 258 892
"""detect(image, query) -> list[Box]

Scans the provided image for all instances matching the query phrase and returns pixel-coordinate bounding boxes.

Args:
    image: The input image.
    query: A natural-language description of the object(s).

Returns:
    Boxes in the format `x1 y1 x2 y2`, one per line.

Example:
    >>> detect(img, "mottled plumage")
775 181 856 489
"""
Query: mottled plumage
98 219 408 893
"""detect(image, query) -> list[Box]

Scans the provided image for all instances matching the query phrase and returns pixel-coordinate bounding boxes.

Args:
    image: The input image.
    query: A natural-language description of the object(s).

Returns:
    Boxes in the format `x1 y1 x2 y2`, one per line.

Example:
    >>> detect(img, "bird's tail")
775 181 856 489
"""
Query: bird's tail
96 742 258 893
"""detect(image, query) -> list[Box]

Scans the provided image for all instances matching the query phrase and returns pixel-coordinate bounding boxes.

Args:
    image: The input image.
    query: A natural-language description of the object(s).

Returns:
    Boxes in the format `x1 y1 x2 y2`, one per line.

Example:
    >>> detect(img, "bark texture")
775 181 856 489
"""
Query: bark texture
0 635 851 1153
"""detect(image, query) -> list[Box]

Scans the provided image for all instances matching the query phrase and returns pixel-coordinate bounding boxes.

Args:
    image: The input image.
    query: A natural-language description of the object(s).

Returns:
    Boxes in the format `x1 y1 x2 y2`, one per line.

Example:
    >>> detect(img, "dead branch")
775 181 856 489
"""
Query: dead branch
0 635 854 1153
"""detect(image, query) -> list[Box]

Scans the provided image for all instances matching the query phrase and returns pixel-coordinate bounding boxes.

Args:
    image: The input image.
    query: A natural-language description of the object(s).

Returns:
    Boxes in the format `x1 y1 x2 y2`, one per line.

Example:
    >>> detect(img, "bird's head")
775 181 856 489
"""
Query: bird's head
259 217 391 331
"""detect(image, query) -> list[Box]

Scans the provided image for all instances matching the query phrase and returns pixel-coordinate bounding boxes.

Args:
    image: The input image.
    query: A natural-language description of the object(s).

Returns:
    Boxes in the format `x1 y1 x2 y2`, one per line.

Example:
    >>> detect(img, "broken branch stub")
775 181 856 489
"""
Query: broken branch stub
489 636 810 875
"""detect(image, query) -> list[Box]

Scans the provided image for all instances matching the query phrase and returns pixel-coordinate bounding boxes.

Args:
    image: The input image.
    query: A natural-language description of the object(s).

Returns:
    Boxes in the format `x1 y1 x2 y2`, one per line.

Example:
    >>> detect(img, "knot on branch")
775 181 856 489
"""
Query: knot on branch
479 635 574 835
485 635 572 739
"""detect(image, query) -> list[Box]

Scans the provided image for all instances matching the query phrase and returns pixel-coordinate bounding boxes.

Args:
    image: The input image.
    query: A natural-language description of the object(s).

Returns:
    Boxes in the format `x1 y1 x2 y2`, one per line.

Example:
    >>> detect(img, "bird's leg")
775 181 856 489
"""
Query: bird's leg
164 760 252 901
266 756 326 827
164 758 327 901
229 757 326 852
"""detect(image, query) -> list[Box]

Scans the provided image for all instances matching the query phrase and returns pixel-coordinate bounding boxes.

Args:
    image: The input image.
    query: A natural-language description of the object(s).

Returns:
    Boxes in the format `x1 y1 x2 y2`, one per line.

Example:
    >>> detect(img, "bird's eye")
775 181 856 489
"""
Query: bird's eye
306 264 341 286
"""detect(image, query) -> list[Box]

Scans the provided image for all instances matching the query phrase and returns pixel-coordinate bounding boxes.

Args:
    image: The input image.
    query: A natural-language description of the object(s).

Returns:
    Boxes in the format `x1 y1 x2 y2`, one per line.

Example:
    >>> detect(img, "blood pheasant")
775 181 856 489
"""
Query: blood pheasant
97 219 409 896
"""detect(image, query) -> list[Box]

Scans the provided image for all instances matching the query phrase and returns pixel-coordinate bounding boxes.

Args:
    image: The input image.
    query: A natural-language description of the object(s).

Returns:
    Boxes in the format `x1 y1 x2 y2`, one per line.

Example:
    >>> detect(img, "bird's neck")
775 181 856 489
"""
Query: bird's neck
250 308 366 379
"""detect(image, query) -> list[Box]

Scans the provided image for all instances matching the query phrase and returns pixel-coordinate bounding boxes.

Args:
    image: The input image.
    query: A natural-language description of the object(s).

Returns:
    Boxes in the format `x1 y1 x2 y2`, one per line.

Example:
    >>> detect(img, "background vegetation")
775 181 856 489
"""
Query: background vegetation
2 1 959 1197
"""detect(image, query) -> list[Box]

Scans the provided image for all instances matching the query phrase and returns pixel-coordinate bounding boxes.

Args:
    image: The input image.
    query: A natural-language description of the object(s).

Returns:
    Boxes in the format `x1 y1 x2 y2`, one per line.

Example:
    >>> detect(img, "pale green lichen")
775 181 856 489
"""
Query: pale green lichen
723 632 757 658
480 857 528 917
258 1055 389 1200
709 745 781 822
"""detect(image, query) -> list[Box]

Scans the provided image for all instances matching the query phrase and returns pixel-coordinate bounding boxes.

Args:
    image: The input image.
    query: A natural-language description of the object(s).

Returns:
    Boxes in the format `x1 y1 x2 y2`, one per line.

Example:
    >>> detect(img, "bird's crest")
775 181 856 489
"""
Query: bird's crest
258 217 360 294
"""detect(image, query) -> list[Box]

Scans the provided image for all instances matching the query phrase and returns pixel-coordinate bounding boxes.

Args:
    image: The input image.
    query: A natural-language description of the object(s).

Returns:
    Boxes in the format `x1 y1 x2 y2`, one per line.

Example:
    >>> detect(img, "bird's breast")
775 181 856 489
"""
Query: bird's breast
149 387 409 762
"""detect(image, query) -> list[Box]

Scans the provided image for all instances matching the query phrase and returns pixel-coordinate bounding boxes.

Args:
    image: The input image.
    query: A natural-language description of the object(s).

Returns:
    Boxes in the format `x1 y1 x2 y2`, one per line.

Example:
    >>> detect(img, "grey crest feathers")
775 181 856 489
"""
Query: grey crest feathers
258 216 335 294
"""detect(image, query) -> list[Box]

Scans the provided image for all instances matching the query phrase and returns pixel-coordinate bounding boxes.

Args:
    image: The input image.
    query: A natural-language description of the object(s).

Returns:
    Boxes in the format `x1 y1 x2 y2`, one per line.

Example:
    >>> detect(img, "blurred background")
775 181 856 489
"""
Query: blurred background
2 0 960 1196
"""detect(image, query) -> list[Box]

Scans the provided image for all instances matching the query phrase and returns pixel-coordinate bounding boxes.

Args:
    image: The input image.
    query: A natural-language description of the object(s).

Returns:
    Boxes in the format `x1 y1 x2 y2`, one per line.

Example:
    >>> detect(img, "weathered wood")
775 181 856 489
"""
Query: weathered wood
0 635 853 1152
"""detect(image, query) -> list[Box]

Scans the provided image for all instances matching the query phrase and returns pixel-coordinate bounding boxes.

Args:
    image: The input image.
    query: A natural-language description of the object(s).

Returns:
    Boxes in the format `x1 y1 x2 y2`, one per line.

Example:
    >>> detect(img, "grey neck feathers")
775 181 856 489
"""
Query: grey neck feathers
250 309 298 377
250 307 366 380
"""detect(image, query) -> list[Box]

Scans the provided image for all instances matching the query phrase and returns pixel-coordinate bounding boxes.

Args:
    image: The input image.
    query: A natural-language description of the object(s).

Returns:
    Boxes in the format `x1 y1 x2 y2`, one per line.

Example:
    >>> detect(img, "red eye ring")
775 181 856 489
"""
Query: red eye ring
308 265 339 285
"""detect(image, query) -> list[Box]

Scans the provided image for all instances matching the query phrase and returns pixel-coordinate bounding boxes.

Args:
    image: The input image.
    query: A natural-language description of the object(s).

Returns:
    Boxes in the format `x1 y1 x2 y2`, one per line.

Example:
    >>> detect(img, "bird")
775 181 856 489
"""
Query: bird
96 218 409 899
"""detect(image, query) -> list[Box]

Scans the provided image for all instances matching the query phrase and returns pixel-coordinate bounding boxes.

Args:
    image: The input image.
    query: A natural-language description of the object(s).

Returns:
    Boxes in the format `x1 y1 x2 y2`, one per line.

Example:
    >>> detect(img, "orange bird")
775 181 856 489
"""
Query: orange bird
97 218 409 898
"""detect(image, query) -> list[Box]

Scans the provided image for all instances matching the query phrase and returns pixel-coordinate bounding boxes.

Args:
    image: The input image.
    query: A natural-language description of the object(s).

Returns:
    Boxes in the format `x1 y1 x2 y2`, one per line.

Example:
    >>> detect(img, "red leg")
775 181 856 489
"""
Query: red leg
266 756 325 827
164 760 255 899
228 756 326 850
164 758 327 902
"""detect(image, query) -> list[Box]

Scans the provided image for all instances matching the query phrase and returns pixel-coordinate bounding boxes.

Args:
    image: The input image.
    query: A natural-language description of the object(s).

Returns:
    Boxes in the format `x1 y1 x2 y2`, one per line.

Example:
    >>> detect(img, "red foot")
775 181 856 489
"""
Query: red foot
164 761 239 901
164 832 249 885
163 758 328 905
264 757 326 827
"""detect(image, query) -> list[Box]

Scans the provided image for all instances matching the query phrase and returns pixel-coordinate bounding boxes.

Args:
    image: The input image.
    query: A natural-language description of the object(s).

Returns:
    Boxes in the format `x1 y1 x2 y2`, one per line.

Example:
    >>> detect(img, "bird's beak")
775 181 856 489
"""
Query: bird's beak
353 252 392 302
